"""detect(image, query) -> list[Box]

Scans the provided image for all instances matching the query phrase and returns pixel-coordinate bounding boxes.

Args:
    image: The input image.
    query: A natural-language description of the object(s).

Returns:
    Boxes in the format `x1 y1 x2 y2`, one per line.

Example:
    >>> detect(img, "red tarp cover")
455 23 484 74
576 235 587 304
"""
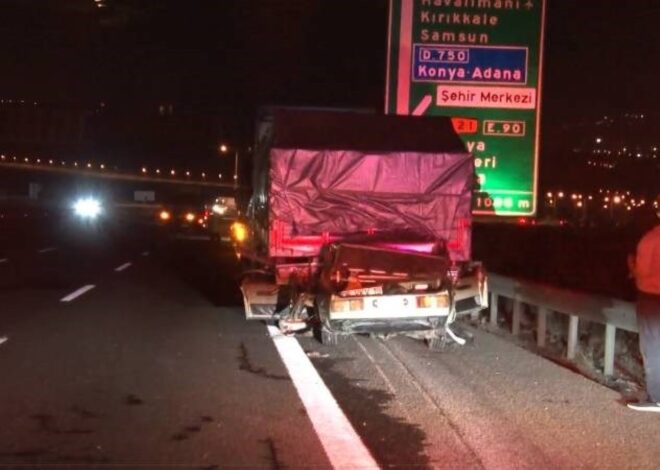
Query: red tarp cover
268 148 473 261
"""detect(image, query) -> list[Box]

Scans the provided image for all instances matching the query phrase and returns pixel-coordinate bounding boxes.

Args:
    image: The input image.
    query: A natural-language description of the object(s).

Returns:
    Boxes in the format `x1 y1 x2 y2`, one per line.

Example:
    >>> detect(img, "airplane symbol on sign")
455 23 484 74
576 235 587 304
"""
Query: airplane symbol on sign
525 1 534 9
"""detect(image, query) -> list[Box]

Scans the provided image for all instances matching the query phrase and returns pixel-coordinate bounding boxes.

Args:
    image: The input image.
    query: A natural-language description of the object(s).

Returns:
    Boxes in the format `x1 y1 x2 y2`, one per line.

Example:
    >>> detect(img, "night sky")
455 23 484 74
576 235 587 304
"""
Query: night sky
2 0 660 137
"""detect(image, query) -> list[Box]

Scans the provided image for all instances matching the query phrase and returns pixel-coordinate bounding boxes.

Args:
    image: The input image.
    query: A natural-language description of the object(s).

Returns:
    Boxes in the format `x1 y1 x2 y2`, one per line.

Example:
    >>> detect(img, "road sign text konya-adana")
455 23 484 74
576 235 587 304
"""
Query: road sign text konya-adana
386 0 546 216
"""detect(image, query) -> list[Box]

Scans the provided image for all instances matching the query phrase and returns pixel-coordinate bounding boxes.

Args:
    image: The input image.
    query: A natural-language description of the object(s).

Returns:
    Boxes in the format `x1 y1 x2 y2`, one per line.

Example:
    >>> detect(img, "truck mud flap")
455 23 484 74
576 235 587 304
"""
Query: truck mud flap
240 277 279 320
453 275 488 315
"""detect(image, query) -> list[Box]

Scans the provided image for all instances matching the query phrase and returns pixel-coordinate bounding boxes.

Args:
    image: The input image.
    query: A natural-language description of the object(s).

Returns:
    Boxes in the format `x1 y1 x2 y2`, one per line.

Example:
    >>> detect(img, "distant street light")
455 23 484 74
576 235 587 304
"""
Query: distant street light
219 143 239 188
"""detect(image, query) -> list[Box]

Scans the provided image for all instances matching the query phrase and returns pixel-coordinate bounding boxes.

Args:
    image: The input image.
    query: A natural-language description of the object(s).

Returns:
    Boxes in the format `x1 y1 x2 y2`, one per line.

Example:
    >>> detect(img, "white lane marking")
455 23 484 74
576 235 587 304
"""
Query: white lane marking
114 262 132 272
0 336 8 346
267 325 379 469
141 251 150 257
0 258 8 264
60 285 96 302
38 247 57 254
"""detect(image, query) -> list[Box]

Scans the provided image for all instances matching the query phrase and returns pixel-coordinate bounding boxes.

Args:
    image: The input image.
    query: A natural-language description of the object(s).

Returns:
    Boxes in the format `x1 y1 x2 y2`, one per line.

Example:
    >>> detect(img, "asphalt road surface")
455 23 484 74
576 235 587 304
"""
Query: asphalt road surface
1 218 659 469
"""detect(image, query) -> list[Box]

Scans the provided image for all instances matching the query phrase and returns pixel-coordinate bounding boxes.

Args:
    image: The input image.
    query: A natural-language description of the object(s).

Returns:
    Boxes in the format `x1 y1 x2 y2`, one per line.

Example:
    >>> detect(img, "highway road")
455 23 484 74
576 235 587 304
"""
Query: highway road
1 218 659 469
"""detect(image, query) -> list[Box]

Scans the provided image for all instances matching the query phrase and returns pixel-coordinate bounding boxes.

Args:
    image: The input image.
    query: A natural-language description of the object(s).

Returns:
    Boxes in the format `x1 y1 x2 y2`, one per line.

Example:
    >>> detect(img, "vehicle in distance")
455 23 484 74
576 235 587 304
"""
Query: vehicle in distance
206 196 239 242
156 204 206 234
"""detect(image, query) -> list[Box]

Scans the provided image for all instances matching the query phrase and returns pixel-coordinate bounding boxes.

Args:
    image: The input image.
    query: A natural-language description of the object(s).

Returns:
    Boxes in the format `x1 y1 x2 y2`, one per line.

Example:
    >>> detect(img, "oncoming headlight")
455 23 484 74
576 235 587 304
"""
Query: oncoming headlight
73 197 102 219
212 204 227 215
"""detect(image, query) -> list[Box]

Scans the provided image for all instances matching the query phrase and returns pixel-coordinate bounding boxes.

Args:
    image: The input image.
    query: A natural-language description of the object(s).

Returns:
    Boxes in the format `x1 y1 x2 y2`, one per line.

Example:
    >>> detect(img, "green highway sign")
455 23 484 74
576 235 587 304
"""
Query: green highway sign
386 0 546 216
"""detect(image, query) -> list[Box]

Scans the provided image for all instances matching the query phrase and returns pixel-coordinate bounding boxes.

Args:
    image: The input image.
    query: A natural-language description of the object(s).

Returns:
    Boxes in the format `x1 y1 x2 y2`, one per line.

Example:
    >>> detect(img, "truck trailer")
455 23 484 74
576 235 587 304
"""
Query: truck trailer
233 108 488 348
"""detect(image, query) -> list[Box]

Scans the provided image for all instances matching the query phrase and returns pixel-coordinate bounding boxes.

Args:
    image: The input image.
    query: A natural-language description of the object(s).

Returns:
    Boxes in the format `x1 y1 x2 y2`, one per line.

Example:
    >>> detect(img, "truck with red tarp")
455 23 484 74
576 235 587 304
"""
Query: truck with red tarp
233 108 488 348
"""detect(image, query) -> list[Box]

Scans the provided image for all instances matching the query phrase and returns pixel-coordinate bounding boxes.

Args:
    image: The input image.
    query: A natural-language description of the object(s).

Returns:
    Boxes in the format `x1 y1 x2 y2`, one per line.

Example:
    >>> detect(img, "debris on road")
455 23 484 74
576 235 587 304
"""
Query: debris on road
306 351 329 359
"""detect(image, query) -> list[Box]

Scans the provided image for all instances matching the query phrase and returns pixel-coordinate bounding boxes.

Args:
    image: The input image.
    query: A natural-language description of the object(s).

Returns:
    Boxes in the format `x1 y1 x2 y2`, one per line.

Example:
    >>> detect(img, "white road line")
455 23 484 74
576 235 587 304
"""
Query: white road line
0 336 8 346
60 285 96 302
0 258 8 264
38 247 57 254
141 251 150 257
114 262 132 272
267 325 379 469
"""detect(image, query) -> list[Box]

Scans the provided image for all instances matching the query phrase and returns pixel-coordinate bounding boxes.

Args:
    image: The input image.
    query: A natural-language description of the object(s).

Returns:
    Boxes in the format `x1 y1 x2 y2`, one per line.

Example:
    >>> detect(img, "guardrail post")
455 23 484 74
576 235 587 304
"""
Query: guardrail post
604 324 616 377
537 307 548 348
512 299 522 336
567 315 579 360
490 293 499 327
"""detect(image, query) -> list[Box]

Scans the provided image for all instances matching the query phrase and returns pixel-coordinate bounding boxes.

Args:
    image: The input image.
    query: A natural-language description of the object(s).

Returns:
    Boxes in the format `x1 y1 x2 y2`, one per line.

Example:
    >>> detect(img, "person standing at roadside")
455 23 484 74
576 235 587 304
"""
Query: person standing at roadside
627 201 660 412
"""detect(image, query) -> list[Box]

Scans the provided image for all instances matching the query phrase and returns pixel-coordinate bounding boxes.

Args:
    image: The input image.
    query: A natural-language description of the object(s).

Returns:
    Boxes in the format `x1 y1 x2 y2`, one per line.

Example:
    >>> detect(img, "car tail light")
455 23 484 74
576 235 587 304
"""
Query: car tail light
436 293 449 308
330 298 364 313
417 294 449 309
330 299 350 313
349 299 364 311
417 296 435 309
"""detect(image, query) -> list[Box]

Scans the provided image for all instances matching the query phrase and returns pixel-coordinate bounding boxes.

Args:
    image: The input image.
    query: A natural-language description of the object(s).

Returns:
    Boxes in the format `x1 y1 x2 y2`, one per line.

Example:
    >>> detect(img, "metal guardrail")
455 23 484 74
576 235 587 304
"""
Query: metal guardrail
487 273 638 377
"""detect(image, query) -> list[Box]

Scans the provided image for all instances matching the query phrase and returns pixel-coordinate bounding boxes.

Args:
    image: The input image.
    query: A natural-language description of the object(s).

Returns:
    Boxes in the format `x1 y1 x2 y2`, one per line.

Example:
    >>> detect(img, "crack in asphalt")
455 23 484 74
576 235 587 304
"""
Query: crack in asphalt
29 414 94 436
260 437 283 470
237 342 290 381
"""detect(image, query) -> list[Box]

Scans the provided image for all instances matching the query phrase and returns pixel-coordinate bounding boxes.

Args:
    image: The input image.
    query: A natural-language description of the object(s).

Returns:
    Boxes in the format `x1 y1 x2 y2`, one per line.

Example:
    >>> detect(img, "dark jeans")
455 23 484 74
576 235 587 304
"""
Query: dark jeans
637 292 660 402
